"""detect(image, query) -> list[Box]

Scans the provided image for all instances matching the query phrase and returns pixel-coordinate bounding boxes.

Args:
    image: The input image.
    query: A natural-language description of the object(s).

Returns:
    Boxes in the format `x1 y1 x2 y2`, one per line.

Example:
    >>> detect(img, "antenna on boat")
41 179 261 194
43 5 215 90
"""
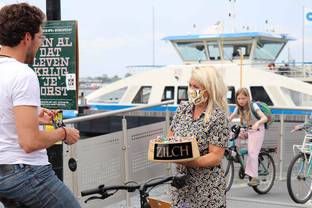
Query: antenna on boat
228 0 236 33
265 19 275 33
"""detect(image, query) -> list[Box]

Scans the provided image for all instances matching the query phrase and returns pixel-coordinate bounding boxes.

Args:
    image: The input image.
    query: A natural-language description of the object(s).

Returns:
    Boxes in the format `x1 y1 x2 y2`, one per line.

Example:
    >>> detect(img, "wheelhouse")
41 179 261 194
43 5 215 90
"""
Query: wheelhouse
163 32 294 65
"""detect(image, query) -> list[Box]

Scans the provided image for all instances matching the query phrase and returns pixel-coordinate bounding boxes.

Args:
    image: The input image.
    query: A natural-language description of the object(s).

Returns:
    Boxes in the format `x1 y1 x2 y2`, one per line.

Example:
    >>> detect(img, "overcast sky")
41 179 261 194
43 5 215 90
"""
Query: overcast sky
2 0 312 77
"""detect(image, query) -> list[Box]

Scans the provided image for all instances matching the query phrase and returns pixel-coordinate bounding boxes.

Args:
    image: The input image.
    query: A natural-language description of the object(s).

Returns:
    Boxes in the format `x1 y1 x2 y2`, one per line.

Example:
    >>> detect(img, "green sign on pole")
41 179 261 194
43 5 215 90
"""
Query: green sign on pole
32 20 79 110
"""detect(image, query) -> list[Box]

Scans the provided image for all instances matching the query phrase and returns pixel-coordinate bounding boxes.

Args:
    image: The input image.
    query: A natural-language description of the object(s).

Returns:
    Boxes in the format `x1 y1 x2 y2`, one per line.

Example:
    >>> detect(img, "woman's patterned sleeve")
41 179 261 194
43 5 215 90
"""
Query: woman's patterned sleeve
169 101 188 132
207 109 230 148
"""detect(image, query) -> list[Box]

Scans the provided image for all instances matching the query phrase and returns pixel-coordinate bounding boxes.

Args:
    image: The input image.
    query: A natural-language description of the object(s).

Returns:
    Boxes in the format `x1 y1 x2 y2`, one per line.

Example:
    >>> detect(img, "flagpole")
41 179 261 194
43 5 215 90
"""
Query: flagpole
152 6 155 67
302 6 305 68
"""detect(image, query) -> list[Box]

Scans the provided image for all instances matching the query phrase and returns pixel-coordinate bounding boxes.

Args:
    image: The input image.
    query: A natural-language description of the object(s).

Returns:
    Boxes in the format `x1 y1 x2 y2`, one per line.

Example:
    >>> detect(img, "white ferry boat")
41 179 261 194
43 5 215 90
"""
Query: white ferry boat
85 32 312 112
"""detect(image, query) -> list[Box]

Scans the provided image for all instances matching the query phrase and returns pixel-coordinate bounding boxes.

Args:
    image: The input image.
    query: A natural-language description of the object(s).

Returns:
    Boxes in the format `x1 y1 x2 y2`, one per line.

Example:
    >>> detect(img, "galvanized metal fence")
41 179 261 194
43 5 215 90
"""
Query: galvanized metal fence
61 102 312 207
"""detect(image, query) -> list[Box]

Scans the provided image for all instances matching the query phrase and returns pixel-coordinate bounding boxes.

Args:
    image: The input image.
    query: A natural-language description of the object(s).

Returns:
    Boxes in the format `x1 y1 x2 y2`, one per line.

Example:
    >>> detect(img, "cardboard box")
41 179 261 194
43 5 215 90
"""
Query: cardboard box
148 137 200 162
147 197 172 208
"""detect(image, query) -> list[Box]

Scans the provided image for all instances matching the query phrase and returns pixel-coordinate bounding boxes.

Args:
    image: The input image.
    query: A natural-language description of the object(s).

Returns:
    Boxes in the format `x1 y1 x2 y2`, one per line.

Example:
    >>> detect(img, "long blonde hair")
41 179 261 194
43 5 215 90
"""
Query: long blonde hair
235 87 252 126
191 66 228 123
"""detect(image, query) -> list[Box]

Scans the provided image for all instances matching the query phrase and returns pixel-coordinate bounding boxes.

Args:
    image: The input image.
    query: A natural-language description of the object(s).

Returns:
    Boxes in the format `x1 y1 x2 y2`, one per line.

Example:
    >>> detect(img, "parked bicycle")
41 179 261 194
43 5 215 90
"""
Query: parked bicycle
287 124 312 204
81 174 186 208
222 124 276 194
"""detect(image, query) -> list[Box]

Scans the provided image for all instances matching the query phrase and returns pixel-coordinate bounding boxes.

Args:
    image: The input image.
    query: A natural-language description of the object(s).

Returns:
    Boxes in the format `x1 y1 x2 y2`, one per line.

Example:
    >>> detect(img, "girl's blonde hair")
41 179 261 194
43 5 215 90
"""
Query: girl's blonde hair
191 66 228 123
235 87 252 126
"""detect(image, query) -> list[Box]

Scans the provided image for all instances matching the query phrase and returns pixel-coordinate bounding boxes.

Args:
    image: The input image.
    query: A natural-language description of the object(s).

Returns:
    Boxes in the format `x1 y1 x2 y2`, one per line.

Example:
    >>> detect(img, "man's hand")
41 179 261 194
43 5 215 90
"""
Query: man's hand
63 127 80 145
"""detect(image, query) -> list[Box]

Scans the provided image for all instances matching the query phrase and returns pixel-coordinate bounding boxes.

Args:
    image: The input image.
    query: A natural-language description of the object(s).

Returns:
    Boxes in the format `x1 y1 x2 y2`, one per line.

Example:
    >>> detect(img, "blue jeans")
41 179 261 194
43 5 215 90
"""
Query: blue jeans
0 164 80 208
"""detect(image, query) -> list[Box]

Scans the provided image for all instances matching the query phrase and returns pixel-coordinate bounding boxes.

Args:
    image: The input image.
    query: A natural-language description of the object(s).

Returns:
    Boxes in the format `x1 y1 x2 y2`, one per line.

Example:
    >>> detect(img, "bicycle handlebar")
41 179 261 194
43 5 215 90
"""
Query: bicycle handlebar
81 184 139 197
140 177 173 192
230 124 259 141
80 174 186 203
140 174 186 191
291 124 312 133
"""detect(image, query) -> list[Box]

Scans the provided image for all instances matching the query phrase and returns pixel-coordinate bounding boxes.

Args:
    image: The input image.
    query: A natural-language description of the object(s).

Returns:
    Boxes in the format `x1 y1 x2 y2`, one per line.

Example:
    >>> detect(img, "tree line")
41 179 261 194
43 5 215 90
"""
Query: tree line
81 73 132 83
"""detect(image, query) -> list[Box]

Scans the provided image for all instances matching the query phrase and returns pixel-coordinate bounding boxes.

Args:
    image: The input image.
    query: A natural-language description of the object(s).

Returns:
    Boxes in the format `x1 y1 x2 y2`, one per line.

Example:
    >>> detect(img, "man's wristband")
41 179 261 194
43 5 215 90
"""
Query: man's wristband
61 127 67 142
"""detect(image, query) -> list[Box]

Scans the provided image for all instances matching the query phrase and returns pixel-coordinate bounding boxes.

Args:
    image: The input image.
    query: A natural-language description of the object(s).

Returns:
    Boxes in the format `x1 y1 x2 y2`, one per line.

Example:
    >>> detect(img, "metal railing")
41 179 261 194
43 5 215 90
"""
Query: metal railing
64 100 174 124
64 101 312 207
64 100 174 207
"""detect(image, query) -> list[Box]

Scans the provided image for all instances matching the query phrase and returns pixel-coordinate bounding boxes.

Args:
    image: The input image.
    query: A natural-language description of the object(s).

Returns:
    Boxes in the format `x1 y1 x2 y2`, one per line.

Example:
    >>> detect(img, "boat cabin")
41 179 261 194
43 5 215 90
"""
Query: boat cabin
163 32 294 65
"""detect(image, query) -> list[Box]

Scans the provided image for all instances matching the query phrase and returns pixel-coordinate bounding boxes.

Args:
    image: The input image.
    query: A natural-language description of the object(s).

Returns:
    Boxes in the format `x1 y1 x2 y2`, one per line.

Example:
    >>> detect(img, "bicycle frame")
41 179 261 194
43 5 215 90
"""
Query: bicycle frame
226 126 274 179
227 138 245 168
287 126 312 203
292 132 312 178
227 128 257 170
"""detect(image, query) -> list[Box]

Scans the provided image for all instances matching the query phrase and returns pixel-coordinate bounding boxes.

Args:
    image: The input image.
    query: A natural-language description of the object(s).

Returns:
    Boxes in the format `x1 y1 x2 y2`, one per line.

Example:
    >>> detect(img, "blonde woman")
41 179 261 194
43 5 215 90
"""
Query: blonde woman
228 88 267 186
168 66 229 208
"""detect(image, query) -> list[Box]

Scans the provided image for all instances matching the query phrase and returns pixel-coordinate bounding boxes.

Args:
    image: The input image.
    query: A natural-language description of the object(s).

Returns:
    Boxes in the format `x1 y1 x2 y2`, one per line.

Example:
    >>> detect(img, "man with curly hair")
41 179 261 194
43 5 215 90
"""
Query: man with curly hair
0 3 80 207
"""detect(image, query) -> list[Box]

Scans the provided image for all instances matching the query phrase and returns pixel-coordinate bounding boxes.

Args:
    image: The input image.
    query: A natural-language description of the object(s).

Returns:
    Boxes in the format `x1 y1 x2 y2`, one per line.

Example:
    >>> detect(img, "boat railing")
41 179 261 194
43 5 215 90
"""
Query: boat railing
126 65 166 75
126 63 312 80
250 63 312 80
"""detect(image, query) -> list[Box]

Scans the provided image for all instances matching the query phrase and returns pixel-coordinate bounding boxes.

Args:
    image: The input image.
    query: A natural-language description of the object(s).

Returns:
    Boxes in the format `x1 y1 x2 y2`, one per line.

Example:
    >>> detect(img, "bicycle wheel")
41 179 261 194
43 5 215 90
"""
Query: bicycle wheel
253 152 276 194
286 153 312 204
222 153 234 192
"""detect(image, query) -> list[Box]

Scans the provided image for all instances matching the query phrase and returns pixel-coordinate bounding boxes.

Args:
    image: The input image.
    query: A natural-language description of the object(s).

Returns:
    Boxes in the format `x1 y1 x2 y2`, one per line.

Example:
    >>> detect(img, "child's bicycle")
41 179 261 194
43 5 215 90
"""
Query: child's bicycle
81 174 186 208
286 124 312 204
223 124 276 194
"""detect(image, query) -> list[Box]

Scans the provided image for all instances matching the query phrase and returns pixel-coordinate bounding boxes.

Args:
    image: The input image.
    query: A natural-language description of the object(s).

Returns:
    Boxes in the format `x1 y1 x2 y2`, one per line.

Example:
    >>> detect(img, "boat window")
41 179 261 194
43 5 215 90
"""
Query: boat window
132 86 152 104
250 86 273 106
223 44 235 60
178 86 188 104
88 87 127 103
175 42 207 62
162 86 175 101
227 86 236 104
222 41 252 60
280 87 312 106
254 40 285 60
207 42 220 60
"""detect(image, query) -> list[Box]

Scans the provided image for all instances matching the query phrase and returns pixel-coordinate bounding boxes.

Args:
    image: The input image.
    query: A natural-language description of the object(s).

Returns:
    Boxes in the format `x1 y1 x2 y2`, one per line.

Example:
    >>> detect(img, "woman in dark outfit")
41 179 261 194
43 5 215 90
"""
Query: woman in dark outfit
168 66 230 208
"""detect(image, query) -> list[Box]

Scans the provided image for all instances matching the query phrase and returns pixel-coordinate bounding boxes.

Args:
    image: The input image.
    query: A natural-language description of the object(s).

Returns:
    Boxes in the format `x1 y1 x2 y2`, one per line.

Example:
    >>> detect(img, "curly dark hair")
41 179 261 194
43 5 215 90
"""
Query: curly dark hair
0 3 45 47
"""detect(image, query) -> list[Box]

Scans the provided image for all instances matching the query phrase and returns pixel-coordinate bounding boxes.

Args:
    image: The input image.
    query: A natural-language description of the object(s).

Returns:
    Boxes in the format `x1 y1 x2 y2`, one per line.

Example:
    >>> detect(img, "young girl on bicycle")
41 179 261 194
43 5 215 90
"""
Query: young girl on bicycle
228 88 267 186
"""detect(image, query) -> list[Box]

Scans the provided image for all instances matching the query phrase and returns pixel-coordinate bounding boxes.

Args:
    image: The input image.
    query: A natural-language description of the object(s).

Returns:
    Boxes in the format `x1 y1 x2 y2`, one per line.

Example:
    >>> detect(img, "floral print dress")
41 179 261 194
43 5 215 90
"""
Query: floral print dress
170 101 230 208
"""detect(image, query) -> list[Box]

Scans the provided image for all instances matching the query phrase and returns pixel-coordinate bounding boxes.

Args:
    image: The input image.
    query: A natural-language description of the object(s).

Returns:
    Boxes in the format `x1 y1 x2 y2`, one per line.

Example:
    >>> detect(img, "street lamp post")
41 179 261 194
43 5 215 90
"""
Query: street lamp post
46 0 61 20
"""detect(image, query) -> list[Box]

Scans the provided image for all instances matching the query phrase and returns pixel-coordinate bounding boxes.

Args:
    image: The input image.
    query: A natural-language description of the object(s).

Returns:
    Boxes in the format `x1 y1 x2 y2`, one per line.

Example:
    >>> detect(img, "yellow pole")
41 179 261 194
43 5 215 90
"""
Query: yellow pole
239 50 243 88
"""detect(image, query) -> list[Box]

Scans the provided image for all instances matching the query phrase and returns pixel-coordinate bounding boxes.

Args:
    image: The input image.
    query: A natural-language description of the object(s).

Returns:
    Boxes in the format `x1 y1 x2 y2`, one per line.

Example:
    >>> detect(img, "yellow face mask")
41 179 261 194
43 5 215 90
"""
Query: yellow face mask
188 88 207 105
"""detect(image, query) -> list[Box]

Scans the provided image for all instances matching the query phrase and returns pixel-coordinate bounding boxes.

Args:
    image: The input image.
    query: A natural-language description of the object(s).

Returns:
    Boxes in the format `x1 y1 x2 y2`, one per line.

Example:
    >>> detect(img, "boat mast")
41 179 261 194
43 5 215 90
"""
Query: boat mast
302 6 305 68
228 0 236 33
